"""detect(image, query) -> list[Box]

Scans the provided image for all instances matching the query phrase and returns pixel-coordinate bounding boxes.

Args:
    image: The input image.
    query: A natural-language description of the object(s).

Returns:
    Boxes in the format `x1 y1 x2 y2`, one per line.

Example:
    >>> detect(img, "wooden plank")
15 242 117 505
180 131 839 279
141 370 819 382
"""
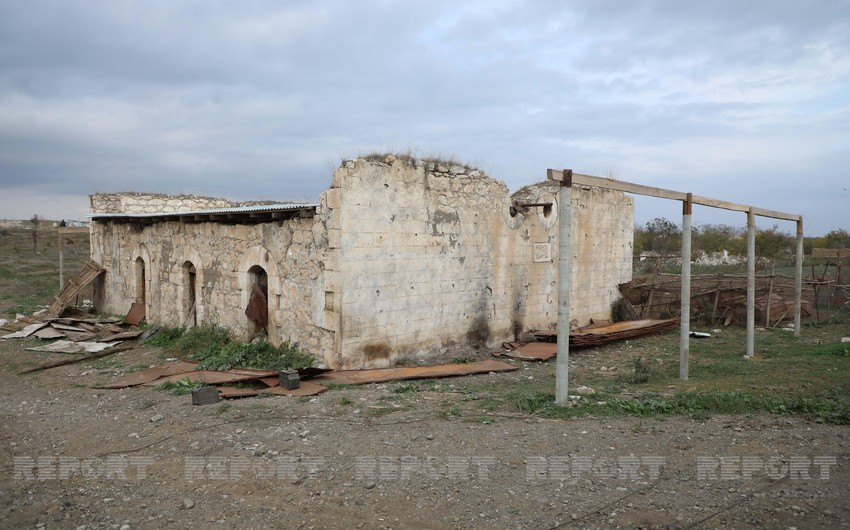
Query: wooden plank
572 173 688 201
547 169 799 222
812 248 850 258
48 260 105 317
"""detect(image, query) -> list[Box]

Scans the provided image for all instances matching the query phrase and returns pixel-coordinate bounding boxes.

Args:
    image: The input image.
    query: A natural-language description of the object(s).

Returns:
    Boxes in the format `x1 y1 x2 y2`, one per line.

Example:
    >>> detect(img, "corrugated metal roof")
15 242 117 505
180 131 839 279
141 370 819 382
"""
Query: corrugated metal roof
88 203 318 219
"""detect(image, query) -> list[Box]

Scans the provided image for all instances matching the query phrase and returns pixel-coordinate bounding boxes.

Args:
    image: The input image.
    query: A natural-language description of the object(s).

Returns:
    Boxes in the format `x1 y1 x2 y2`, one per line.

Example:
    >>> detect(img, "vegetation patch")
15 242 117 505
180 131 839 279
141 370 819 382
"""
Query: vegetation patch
155 378 208 396
147 325 314 371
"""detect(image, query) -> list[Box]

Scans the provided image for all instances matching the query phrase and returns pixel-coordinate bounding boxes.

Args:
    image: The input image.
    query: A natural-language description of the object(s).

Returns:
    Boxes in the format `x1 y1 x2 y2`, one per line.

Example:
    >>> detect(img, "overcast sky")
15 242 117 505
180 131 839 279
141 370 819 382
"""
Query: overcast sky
1 1 848 235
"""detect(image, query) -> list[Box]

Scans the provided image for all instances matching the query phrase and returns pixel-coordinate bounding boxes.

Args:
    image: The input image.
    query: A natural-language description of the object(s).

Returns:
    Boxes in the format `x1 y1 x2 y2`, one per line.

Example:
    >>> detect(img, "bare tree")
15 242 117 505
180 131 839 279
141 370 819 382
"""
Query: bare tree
30 214 40 252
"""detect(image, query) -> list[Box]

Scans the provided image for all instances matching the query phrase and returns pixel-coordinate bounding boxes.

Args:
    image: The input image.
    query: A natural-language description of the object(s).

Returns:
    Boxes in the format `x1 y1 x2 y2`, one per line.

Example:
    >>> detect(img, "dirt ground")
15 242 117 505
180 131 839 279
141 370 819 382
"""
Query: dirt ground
1 342 848 530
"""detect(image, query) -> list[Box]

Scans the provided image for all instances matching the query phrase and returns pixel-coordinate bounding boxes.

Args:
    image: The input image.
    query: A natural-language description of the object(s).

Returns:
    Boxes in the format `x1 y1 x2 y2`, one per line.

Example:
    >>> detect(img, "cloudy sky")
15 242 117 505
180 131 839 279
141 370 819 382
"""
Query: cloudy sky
1 1 848 235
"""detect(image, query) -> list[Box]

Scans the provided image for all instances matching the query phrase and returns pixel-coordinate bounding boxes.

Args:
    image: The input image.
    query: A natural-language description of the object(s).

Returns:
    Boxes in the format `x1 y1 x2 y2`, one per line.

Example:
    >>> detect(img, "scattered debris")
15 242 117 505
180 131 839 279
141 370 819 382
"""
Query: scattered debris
47 260 105 318
18 345 134 374
191 387 222 406
26 340 120 354
1 322 48 339
531 319 678 348
494 342 557 361
125 303 146 326
313 360 518 385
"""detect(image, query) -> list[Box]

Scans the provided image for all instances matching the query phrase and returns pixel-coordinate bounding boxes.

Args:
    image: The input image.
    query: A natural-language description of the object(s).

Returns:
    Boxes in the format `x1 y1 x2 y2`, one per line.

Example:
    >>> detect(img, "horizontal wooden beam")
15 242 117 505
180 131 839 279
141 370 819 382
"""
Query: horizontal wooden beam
547 168 801 224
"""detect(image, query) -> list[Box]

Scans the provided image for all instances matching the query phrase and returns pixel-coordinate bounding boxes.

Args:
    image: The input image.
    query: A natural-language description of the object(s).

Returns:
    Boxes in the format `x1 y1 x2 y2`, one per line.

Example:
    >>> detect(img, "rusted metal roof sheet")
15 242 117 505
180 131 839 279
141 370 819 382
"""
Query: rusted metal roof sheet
314 359 518 385
496 342 557 361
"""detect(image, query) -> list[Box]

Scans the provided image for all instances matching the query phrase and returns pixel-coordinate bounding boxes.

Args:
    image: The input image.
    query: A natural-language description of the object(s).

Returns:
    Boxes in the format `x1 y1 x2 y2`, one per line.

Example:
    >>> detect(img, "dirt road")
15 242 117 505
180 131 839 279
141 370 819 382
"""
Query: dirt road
1 345 848 529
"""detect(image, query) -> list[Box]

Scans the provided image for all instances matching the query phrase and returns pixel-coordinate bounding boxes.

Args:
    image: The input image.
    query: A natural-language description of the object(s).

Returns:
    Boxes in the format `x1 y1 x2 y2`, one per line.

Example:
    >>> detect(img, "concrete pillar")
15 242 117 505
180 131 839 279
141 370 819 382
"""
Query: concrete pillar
555 170 573 406
794 218 804 337
680 194 692 379
746 208 756 358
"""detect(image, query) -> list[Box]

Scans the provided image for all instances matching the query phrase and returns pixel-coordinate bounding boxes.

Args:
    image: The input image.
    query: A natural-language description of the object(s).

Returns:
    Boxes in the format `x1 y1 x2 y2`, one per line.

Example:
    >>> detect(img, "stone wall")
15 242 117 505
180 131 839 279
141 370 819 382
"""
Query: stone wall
326 156 634 368
90 213 337 365
90 193 240 214
88 159 633 369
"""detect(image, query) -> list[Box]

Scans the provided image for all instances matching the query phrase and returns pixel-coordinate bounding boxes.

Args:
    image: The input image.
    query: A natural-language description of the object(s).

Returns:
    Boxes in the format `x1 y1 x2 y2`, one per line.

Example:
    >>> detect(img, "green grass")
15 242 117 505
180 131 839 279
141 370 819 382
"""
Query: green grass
437 306 850 424
0 227 93 316
155 378 208 396
150 325 314 370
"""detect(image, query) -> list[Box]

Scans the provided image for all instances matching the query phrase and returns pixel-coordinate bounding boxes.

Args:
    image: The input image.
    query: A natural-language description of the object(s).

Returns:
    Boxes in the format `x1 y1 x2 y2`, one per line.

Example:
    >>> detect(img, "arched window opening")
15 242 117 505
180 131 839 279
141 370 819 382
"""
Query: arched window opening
245 265 268 334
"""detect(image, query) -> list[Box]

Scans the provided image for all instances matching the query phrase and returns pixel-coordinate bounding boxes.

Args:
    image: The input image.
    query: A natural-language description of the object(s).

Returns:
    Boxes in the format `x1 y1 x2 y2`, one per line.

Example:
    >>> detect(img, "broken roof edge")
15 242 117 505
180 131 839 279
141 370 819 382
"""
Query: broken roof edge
88 202 319 220
343 152 484 176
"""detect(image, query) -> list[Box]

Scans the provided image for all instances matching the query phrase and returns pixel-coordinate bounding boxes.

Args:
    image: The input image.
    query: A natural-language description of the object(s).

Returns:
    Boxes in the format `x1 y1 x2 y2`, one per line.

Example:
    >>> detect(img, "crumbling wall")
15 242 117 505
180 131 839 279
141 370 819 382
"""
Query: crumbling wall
330 156 634 368
90 212 337 365
90 193 240 214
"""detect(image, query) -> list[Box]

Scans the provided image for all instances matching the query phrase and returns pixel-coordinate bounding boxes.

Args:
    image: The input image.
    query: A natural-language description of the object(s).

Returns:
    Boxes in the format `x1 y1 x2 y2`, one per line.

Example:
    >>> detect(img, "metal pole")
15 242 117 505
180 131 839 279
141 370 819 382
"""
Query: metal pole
555 170 573 405
679 194 692 379
746 208 756 358
794 218 803 337
59 231 65 289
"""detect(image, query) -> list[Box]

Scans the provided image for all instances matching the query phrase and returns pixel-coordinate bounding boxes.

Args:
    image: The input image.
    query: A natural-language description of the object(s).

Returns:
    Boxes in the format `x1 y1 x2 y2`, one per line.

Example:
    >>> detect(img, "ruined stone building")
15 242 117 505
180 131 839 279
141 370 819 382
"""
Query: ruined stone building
89 157 634 368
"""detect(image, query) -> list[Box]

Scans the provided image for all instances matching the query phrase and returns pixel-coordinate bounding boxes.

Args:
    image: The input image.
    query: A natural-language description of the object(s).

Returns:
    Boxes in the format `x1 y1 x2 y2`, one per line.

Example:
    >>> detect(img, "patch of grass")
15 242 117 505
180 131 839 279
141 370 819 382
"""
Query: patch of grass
145 327 185 347
322 382 355 390
149 324 315 371
339 396 353 406
155 378 208 396
451 356 475 364
193 339 314 371
211 402 232 416
391 383 421 394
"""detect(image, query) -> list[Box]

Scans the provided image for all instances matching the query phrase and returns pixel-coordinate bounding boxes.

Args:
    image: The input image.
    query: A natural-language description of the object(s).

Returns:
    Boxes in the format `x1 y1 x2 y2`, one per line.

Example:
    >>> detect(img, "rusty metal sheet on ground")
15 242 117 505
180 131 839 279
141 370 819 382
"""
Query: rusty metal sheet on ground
532 319 678 348
142 369 278 386
315 359 518 385
125 303 146 326
259 376 280 387
26 340 119 354
2 322 48 339
257 381 328 397
217 386 261 398
497 342 557 361
96 366 169 389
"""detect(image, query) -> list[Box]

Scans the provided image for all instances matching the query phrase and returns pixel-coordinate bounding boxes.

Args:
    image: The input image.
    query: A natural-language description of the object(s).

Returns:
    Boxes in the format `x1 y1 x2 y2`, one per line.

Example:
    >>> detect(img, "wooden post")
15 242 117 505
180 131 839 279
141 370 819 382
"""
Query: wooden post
551 169 573 406
59 231 65 290
794 218 803 337
746 208 756 358
680 194 692 380
765 260 775 327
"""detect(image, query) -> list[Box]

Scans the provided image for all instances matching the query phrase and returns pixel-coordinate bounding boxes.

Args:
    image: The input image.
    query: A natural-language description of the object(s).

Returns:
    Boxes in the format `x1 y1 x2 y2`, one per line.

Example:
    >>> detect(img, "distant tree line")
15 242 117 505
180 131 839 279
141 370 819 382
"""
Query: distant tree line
634 217 850 258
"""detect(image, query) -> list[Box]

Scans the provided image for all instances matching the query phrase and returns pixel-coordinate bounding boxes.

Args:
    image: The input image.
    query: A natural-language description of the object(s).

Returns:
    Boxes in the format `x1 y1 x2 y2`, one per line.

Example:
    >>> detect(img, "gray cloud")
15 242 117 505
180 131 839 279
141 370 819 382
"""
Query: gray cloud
0 0 847 234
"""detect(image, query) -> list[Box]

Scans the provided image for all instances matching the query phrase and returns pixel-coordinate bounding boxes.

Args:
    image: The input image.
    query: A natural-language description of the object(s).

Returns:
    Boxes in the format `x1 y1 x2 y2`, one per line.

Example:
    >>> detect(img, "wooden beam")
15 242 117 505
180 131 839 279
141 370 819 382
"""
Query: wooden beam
572 172 688 201
547 168 800 223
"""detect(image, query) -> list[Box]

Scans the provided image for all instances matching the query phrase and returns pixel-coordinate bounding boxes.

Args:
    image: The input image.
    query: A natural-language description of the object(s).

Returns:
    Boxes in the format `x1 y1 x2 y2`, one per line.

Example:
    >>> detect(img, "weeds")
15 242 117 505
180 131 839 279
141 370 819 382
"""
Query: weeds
155 378 208 396
148 325 314 371
451 356 475 364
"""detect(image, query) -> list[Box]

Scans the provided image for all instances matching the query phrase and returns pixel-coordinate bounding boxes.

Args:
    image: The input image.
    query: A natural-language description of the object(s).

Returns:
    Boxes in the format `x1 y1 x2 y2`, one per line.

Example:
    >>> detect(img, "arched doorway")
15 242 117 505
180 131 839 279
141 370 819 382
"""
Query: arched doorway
245 265 268 334
134 257 146 304
182 261 197 327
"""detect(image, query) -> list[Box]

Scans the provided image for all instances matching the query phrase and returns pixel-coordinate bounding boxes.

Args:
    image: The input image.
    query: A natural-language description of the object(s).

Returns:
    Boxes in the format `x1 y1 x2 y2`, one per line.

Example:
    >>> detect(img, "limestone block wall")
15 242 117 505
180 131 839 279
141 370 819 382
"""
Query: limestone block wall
329 157 634 368
90 193 239 214
90 216 337 365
